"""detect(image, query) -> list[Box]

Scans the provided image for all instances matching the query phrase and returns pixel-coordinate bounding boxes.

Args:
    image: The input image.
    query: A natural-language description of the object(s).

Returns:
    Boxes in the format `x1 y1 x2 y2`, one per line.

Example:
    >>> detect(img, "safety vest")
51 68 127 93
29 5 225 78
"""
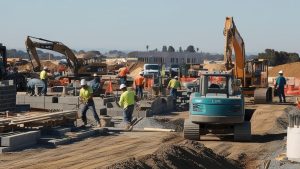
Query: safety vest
40 70 47 80
119 67 128 77
135 75 144 86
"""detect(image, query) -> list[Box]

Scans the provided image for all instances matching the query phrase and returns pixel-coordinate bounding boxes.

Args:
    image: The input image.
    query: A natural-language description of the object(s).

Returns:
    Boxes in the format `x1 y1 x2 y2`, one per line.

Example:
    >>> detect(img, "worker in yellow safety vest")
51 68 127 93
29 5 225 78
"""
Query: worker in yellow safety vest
40 66 49 96
79 79 101 127
118 84 137 130
167 76 181 99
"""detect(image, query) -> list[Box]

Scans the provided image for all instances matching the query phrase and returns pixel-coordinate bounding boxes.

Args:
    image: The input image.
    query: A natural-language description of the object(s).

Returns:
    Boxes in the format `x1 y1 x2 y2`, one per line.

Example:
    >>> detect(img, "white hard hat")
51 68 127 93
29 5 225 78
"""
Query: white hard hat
174 76 178 79
139 71 143 75
93 73 97 77
278 70 283 74
43 66 48 70
120 84 126 89
80 79 87 86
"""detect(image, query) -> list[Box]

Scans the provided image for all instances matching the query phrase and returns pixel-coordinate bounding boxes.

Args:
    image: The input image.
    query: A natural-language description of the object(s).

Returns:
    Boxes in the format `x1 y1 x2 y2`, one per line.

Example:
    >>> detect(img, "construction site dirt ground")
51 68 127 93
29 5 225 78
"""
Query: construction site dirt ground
0 97 296 169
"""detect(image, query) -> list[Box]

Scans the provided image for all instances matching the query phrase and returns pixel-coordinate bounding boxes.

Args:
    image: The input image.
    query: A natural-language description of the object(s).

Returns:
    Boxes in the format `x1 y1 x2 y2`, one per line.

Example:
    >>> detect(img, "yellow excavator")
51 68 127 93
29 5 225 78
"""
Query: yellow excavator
25 36 107 77
223 17 272 103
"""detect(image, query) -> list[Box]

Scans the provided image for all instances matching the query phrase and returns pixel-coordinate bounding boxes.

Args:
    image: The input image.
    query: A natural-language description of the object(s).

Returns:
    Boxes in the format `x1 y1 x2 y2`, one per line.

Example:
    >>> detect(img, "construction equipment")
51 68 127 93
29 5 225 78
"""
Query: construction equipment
25 36 107 77
223 17 272 103
183 17 252 141
184 70 251 141
0 43 27 91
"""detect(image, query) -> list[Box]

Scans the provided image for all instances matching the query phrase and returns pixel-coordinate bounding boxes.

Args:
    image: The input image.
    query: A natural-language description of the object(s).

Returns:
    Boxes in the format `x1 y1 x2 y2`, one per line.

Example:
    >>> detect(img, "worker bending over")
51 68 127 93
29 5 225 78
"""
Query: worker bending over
275 70 286 103
134 71 145 99
79 79 101 127
118 84 137 130
118 65 129 84
40 66 49 96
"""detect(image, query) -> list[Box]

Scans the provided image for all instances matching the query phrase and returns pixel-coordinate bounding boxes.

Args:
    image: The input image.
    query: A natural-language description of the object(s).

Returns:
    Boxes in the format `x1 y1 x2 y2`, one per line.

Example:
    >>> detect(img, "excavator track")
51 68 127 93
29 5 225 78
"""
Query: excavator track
234 121 251 141
254 87 273 104
183 119 200 141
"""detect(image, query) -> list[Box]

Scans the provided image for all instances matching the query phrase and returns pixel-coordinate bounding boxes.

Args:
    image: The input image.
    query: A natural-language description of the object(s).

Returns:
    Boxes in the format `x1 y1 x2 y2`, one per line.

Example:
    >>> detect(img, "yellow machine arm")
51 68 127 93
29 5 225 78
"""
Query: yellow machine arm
25 36 80 74
223 17 245 81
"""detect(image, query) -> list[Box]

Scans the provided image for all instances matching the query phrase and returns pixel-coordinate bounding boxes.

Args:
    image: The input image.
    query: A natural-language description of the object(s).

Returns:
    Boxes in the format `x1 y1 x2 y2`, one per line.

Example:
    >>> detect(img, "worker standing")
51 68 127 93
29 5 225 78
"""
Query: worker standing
40 66 49 96
275 70 286 103
90 73 101 96
134 71 145 99
118 84 137 130
79 79 101 127
118 65 129 85
167 76 181 99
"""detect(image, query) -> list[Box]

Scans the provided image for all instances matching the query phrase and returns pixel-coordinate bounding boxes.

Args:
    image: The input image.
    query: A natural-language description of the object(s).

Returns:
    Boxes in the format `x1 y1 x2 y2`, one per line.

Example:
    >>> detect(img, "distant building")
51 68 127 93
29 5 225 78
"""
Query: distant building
128 51 219 66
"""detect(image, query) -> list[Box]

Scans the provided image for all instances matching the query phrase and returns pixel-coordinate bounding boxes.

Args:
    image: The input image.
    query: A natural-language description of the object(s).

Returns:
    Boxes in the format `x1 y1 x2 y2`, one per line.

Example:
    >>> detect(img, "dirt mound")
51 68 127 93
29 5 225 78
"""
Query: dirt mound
129 61 144 78
107 140 241 169
203 63 226 71
269 62 300 78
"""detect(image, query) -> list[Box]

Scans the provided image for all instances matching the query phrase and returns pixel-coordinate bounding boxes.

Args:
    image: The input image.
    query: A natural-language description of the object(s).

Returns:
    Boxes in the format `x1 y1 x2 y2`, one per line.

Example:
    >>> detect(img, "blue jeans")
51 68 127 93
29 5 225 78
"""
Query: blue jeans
135 86 143 99
81 101 100 124
120 77 127 85
278 87 286 102
123 105 134 124
41 79 47 95
170 88 177 99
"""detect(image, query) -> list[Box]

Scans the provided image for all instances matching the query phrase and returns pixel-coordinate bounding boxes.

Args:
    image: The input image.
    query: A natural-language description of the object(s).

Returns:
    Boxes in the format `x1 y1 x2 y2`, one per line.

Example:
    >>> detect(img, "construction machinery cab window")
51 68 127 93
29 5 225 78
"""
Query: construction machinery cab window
145 64 159 70
208 75 227 89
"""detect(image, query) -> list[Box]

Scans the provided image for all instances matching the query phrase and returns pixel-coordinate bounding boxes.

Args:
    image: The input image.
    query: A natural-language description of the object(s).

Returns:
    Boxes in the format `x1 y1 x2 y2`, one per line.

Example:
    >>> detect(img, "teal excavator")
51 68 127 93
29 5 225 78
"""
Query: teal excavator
183 17 251 141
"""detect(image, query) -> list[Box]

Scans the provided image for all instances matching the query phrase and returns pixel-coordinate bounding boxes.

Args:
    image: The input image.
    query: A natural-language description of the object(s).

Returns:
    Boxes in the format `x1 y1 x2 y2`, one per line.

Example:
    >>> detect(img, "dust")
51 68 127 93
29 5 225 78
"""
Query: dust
107 140 241 169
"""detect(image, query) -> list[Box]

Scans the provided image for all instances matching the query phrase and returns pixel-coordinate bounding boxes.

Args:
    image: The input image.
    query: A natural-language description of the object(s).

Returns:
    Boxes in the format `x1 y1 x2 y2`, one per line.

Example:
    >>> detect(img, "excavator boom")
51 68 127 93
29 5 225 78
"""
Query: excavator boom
223 17 245 83
25 36 79 74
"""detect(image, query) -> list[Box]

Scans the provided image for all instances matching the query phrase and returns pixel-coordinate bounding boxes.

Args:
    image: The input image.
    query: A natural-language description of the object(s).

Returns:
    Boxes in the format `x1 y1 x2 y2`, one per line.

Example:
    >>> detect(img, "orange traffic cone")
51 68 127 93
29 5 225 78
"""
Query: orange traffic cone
106 80 113 94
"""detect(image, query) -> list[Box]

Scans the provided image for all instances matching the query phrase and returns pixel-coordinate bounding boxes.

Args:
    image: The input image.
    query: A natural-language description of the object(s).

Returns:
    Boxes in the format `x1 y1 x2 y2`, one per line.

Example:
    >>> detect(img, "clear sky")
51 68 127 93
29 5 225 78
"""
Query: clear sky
1 0 300 54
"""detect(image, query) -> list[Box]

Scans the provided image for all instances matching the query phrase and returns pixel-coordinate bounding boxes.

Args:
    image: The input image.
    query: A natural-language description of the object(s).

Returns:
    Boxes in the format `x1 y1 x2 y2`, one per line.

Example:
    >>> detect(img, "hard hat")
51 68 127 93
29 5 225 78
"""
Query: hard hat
139 71 143 75
119 84 126 89
174 76 178 79
278 70 283 74
93 73 97 77
43 66 48 70
80 79 87 86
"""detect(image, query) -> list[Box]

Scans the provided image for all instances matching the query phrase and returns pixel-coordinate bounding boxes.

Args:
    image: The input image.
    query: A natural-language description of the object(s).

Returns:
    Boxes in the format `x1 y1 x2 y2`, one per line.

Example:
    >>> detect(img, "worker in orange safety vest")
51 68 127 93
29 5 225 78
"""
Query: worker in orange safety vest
134 71 145 99
118 65 129 85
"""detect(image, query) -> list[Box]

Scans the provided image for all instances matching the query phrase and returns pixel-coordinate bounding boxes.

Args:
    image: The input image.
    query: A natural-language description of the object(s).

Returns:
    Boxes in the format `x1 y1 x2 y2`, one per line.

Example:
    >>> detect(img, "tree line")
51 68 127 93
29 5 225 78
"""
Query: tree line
256 49 299 66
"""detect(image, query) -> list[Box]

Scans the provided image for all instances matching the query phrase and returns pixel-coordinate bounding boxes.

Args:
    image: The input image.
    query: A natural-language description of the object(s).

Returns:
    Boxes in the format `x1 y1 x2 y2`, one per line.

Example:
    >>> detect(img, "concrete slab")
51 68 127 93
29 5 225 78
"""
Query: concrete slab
0 130 41 147
58 97 79 104
42 127 72 137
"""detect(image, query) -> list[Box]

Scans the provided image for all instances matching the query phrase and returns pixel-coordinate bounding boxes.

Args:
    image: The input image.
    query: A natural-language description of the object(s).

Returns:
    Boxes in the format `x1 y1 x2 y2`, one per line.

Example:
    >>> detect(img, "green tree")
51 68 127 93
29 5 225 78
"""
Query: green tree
168 46 175 52
162 46 167 52
186 45 196 52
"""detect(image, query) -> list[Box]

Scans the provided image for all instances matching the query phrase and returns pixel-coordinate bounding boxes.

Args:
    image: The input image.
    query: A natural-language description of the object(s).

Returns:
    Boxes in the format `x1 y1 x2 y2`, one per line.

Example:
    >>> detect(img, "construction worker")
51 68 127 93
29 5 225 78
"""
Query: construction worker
118 84 137 130
40 66 49 96
79 79 101 127
90 73 101 96
27 78 44 96
167 76 181 99
275 70 286 103
118 65 129 85
134 71 145 99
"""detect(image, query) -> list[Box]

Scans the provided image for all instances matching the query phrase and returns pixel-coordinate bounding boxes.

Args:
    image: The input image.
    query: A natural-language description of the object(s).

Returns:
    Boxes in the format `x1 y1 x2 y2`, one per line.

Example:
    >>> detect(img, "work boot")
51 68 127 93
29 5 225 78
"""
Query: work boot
124 123 133 131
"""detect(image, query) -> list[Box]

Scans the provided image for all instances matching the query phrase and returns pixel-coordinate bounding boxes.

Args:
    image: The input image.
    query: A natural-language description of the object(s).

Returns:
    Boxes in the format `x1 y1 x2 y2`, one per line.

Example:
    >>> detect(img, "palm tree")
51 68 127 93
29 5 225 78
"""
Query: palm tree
146 45 149 51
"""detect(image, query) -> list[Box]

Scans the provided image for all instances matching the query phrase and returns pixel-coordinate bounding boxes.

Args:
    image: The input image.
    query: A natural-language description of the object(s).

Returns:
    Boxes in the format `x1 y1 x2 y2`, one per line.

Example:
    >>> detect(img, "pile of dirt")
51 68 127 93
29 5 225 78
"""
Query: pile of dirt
17 60 59 72
203 63 226 71
107 140 241 169
134 117 184 132
269 62 300 78
129 61 144 78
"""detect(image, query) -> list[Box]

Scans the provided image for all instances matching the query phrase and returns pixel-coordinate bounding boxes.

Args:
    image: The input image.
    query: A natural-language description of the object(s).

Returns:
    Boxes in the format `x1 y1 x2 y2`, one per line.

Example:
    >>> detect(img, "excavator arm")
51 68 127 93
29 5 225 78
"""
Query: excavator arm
25 36 80 74
223 17 245 83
